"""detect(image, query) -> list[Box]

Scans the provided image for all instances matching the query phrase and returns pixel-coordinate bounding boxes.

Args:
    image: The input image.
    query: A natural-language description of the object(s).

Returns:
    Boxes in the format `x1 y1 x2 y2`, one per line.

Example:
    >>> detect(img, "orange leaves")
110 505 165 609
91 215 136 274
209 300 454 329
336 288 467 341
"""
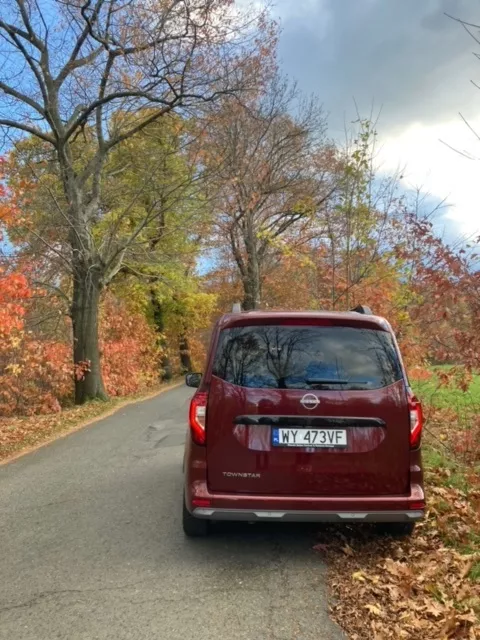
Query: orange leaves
322 466 480 640
0 155 33 231
74 360 91 382
0 262 72 416
0 268 31 335
99 293 160 398
409 367 434 382
0 328 72 416
0 286 160 417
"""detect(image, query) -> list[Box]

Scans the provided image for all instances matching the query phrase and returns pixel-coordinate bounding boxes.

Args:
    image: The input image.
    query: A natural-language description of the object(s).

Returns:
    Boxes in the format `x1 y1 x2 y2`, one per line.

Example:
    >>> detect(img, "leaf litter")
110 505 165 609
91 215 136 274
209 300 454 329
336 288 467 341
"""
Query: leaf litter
314 465 480 639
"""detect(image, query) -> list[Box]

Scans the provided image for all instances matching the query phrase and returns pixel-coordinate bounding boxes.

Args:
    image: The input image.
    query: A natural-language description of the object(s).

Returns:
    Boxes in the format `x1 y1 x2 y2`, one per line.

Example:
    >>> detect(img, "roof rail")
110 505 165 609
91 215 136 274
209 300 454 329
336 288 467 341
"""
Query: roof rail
351 304 373 315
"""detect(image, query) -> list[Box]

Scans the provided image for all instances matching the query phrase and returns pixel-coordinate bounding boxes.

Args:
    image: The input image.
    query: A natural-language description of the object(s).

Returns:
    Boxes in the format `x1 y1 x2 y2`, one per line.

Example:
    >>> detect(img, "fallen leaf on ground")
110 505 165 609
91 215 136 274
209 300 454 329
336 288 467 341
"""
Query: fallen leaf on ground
364 604 382 616
352 571 366 582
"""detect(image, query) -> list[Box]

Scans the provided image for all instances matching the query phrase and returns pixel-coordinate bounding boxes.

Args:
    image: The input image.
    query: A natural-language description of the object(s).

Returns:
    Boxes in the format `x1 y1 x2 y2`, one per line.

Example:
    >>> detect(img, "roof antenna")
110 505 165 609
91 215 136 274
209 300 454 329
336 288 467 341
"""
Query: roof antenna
232 302 242 313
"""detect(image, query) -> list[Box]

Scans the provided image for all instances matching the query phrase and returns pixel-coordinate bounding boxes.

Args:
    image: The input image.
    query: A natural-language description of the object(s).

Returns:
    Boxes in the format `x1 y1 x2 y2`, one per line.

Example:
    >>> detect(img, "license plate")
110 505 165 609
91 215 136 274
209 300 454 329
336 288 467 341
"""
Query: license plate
272 428 347 448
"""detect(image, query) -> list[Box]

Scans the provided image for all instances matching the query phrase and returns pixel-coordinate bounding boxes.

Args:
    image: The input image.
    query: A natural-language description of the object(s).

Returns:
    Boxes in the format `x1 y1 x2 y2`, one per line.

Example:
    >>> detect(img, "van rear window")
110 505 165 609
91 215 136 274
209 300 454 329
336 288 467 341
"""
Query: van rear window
212 325 403 390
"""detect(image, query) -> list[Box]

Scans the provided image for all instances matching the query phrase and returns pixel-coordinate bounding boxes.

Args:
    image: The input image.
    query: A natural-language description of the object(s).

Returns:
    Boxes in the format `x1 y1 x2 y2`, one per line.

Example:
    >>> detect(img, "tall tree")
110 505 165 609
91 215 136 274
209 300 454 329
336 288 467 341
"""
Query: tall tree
313 119 402 309
204 76 334 310
5 112 215 381
0 0 273 402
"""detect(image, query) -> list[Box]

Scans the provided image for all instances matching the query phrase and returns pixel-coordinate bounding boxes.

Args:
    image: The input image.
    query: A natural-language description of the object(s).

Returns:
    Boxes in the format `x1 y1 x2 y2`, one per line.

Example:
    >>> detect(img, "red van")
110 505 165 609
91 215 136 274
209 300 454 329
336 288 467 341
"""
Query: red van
182 308 425 537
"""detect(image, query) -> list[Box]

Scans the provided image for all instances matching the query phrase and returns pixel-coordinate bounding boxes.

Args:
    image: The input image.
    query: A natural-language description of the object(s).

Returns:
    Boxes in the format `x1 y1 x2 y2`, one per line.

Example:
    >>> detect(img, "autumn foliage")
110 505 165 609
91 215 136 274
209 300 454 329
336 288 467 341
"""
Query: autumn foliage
319 470 480 640
99 294 160 398
0 270 160 416
0 4 478 637
0 267 68 415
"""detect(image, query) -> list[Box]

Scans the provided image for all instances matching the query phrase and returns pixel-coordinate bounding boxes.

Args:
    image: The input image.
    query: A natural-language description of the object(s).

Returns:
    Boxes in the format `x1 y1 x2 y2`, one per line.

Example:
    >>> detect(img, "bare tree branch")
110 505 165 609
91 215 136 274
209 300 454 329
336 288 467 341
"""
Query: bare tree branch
0 119 55 143
0 0 273 401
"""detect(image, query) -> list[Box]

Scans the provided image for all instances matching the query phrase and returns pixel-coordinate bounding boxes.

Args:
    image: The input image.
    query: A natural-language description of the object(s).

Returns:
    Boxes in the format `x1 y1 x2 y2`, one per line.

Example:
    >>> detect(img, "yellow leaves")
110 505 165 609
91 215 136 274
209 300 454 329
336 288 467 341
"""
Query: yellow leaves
9 335 22 349
299 255 314 269
5 363 22 377
352 571 366 582
364 603 382 617
291 196 315 217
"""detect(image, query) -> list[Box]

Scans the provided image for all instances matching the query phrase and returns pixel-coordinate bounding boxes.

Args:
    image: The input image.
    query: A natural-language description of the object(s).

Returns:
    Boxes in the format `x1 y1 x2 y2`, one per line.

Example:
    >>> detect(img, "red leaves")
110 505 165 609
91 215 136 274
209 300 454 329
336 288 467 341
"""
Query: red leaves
99 294 160 398
0 286 160 417
0 329 72 417
0 267 31 334
74 361 91 382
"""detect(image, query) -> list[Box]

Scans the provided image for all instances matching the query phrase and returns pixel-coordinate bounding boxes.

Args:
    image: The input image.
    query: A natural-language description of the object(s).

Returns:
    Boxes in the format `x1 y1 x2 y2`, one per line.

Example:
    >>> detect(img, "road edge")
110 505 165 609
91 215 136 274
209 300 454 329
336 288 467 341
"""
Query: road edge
0 381 184 467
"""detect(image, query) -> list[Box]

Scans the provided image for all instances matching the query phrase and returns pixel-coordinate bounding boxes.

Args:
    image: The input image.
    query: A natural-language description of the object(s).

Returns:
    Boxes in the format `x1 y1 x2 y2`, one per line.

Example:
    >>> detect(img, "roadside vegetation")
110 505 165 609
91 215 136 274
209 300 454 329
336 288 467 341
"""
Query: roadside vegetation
319 373 480 639
0 382 180 462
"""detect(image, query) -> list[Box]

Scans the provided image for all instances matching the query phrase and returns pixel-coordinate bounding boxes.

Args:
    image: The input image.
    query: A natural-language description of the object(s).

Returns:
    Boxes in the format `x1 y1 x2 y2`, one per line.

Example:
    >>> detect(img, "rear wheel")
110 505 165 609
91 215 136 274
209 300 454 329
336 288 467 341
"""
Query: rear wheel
376 521 415 537
182 497 209 537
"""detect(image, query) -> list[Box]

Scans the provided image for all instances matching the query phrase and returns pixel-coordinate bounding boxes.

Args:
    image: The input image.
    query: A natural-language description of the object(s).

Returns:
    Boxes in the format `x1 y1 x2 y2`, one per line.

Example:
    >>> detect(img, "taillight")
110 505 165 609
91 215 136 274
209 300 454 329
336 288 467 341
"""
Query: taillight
409 395 423 449
192 498 212 508
189 392 208 445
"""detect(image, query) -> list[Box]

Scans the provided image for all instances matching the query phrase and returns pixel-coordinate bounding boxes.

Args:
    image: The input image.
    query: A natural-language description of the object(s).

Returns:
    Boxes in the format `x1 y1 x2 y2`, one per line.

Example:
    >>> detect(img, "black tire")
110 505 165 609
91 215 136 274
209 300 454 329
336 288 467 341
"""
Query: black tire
376 521 415 537
182 497 209 537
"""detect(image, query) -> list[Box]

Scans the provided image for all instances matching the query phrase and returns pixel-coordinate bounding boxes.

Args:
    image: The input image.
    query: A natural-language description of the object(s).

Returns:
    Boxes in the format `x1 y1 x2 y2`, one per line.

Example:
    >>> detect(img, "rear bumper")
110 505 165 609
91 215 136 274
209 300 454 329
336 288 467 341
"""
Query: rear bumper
186 481 426 523
184 440 425 524
191 508 424 523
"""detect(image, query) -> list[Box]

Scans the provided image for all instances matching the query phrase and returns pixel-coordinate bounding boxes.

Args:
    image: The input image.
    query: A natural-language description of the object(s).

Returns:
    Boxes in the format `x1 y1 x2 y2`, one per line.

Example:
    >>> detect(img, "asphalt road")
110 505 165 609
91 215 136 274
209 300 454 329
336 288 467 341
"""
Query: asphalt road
0 385 344 640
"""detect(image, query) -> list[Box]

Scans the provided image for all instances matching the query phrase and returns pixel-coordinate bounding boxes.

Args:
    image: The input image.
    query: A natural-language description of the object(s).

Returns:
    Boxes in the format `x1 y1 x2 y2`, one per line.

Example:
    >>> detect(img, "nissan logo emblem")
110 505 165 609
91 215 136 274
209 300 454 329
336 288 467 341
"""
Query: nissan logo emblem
300 393 320 410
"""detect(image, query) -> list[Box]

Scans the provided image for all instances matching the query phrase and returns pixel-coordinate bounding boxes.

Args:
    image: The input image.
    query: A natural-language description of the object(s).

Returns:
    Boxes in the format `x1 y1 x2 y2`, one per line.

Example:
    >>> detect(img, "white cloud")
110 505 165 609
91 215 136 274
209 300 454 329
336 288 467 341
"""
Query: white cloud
270 0 480 238
379 118 480 238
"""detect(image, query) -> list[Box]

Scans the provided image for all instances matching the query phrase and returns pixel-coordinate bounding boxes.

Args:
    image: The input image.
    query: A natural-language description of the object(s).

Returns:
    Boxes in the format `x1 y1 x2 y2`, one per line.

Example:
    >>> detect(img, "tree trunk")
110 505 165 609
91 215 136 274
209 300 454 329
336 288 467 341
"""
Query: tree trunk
178 333 193 373
150 288 173 380
242 243 262 310
71 265 107 404
242 278 261 311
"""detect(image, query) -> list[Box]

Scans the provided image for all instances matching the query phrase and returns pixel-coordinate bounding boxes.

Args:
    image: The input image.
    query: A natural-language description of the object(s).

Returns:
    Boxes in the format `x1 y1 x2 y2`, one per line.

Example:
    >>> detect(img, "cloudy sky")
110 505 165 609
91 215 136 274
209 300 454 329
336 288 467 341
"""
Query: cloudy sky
273 0 480 238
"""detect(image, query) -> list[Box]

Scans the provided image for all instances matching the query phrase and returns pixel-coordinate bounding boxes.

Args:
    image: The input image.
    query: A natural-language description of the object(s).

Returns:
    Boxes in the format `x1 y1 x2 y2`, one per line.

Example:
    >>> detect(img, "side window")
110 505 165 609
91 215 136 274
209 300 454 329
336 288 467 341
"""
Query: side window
212 325 403 390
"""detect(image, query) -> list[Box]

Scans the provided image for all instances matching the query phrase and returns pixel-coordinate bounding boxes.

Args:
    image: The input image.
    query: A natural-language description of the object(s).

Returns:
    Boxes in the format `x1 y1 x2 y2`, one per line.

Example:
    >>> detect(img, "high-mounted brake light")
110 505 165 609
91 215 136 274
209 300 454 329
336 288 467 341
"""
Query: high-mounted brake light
409 395 423 449
189 391 208 445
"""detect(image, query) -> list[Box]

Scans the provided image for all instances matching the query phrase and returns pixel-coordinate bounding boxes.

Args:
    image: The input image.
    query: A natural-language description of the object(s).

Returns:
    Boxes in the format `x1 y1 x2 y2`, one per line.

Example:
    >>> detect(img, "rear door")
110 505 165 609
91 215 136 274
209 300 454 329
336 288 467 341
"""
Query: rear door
206 321 410 497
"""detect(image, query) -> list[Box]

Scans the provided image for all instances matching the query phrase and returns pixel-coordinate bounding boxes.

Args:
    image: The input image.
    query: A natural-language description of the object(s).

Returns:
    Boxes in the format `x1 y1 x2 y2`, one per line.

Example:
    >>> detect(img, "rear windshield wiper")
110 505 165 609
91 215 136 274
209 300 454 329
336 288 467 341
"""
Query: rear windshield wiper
305 378 350 385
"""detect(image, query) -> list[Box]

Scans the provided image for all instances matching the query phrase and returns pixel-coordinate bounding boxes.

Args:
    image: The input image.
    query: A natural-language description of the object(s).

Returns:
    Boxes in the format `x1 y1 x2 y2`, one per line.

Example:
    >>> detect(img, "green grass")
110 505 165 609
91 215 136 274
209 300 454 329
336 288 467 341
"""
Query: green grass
470 562 480 583
422 447 472 492
411 368 480 412
462 532 480 558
